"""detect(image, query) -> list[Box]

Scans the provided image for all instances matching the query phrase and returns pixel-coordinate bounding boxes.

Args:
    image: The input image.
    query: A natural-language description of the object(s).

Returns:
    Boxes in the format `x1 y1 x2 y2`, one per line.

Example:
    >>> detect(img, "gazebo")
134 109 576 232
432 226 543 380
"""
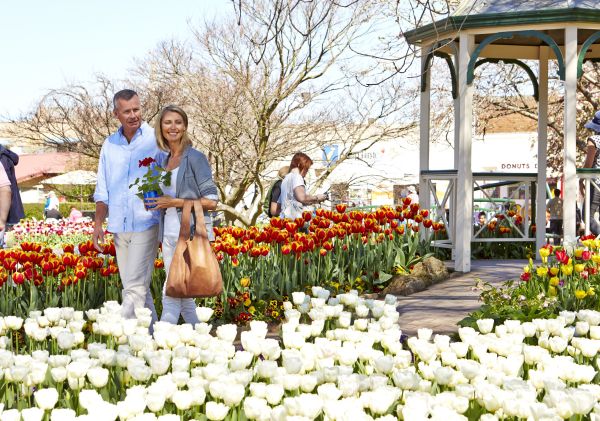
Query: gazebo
405 0 600 272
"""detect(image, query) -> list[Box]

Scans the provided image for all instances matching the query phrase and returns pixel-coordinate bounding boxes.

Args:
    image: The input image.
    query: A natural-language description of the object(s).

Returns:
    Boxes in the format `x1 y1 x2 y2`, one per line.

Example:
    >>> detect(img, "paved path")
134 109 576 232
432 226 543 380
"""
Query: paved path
396 260 527 337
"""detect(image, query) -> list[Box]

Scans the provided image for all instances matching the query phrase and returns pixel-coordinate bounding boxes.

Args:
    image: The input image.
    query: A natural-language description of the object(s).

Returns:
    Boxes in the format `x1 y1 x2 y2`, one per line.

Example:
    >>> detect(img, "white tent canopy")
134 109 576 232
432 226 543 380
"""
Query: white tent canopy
41 170 97 186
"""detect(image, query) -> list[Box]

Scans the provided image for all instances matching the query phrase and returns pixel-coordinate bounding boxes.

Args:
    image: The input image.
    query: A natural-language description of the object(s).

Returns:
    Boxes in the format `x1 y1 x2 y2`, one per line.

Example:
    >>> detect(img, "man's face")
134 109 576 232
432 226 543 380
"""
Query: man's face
114 96 142 133
479 215 486 225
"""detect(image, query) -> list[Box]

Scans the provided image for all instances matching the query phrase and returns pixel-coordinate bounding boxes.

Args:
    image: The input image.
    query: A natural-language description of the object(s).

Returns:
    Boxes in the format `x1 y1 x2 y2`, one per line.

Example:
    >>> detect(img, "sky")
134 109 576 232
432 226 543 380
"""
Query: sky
0 0 230 120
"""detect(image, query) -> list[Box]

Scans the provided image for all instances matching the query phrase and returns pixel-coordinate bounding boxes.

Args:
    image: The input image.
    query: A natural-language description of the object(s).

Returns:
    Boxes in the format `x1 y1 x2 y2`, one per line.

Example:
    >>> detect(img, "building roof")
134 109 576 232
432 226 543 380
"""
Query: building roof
405 0 600 45
14 152 83 184
453 0 597 16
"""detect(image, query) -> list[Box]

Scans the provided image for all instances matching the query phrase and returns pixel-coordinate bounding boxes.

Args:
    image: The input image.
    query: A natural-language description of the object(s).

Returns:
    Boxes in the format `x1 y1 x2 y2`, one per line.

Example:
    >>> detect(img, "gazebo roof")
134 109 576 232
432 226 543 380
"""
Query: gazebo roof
405 0 600 45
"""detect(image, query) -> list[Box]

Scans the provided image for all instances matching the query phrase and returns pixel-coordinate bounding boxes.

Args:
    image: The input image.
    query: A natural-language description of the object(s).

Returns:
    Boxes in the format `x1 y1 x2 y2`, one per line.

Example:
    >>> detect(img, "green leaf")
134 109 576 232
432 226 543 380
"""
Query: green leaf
374 271 393 285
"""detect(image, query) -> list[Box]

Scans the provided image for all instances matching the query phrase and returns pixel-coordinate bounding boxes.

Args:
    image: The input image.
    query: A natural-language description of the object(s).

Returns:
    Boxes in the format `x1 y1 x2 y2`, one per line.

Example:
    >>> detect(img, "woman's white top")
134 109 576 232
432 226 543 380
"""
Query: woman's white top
161 167 180 238
279 169 305 219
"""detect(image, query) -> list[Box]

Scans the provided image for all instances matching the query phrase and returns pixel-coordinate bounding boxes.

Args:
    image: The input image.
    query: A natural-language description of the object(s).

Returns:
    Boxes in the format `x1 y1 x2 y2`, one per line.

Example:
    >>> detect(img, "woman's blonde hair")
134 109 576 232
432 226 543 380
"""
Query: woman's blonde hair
155 105 193 152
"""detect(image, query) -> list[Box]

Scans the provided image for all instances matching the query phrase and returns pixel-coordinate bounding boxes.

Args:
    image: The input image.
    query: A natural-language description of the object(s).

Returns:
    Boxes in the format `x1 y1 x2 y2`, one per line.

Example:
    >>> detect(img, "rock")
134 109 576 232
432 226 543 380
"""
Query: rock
410 262 433 286
382 275 427 296
422 256 449 282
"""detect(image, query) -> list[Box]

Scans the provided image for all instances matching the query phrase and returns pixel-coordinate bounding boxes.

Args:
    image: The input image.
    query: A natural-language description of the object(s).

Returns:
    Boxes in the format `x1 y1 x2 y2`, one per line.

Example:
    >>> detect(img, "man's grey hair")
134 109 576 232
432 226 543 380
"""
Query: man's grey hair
113 89 138 110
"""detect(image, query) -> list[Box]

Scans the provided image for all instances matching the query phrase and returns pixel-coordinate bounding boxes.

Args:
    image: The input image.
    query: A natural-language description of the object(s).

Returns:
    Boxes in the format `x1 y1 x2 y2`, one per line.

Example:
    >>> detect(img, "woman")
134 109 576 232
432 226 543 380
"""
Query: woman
580 111 600 235
146 105 219 325
279 152 327 220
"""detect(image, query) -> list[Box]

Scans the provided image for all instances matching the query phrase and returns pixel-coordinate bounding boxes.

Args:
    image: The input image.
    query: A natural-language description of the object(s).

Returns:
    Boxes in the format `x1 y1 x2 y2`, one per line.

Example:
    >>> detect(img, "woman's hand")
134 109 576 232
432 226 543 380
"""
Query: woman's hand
145 195 178 210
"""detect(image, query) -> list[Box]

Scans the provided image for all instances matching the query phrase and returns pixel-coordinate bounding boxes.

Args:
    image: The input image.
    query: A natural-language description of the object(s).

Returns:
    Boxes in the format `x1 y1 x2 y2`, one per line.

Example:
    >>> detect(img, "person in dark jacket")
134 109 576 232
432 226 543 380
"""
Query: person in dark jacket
0 146 24 225
0 146 24 247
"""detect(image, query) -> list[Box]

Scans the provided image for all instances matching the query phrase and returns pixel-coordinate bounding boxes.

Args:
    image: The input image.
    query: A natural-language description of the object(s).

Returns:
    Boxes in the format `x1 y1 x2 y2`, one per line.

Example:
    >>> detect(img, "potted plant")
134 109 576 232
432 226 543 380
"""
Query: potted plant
129 157 171 210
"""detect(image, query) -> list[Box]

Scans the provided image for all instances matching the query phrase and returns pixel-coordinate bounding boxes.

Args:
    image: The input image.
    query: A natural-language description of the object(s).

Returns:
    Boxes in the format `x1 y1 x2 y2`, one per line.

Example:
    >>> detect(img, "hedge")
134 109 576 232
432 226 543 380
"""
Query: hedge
22 202 96 220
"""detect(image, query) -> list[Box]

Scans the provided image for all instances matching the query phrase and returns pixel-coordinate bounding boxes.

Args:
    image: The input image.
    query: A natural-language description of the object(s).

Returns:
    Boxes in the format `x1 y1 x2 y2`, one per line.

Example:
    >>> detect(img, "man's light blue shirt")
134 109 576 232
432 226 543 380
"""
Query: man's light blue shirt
94 122 162 233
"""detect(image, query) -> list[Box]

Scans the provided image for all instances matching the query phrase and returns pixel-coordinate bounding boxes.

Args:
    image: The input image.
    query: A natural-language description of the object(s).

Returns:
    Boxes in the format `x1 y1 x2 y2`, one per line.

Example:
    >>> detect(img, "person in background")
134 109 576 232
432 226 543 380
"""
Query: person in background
580 110 600 235
547 188 563 237
44 191 60 218
475 211 487 230
93 89 161 325
146 105 219 325
279 152 327 220
0 165 11 247
265 166 290 218
68 206 83 223
0 146 24 227
407 185 419 204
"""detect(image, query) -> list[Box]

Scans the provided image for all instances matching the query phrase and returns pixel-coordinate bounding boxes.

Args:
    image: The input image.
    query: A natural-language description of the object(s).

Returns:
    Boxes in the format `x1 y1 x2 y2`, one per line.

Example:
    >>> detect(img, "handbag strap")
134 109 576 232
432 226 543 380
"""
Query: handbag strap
179 200 193 241
191 199 209 239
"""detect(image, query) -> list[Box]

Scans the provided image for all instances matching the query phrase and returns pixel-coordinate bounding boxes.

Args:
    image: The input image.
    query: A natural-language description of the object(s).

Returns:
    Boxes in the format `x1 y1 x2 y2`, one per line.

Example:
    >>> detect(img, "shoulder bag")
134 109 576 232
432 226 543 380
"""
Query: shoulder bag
166 199 223 298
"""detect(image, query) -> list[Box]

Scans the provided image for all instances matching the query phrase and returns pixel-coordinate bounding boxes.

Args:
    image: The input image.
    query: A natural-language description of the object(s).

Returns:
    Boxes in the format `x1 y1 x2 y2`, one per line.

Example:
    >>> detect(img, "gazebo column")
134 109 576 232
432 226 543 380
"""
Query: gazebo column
563 26 578 246
419 49 431 218
455 33 474 272
536 46 549 253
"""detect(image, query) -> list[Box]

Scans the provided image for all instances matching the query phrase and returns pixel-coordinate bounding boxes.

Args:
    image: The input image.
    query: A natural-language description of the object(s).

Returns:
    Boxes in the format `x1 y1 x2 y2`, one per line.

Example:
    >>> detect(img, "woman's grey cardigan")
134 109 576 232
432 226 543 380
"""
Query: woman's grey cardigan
156 146 219 241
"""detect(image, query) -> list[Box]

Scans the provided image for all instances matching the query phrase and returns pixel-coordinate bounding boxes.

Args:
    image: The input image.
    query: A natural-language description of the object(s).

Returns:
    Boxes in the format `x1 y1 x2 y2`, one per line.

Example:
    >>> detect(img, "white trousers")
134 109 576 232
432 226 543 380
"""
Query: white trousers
161 235 200 325
113 226 159 324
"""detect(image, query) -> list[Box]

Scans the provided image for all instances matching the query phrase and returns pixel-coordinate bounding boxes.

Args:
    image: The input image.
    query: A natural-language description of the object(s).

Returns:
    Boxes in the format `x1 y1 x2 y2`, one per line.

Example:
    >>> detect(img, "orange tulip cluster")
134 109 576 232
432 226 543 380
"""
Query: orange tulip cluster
213 200 442 260
0 240 118 288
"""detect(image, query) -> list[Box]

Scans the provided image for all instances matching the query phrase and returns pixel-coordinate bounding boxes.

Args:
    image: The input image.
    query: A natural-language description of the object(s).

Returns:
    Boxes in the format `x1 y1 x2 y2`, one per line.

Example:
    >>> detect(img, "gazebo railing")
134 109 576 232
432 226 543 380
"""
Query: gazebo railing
472 172 537 243
577 168 600 235
421 170 457 250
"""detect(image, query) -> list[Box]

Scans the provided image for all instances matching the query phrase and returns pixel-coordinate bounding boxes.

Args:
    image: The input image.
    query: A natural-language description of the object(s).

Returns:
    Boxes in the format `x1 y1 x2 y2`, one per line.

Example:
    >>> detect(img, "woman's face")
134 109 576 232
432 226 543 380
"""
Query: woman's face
161 111 186 146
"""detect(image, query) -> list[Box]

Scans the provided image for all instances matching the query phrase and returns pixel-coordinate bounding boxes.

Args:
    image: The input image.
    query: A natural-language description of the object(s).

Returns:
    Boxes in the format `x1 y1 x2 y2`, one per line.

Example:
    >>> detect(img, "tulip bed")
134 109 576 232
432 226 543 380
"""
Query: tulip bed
463 238 600 331
1 203 444 324
1 288 600 420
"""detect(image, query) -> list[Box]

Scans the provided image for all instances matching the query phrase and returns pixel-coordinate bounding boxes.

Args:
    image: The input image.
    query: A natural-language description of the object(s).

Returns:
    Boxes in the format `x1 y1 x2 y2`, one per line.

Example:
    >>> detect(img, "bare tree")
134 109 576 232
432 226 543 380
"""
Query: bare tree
5 0 419 226
473 61 600 175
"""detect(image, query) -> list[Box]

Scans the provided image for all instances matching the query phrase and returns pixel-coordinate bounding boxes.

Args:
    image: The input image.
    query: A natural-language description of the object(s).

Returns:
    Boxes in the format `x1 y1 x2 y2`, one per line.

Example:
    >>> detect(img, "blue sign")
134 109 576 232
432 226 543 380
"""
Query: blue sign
322 144 339 167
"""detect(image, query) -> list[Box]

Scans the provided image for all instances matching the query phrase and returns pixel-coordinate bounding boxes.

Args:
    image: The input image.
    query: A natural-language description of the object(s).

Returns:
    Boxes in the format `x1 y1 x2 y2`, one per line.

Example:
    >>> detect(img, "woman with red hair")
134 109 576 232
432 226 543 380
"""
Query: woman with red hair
279 152 327 219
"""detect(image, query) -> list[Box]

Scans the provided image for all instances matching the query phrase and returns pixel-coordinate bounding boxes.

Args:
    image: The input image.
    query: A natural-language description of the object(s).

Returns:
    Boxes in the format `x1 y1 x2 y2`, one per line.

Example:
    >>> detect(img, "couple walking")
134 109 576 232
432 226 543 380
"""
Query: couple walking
92 89 218 327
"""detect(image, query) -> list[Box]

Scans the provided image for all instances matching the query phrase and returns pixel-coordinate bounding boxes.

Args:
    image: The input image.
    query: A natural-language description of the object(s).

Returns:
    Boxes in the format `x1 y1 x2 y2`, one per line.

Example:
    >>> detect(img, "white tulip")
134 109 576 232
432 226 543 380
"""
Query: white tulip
244 396 270 420
222 382 245 406
79 389 104 410
50 367 67 383
195 307 214 323
216 324 237 343
1 409 21 421
50 408 76 421
86 366 109 388
205 401 230 420
35 387 59 410
300 374 318 393
21 407 43 421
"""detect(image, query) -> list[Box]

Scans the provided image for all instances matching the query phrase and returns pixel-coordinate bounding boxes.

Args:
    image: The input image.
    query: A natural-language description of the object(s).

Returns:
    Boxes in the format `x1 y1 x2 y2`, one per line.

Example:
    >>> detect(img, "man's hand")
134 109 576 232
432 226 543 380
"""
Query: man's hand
93 202 109 252
92 224 105 252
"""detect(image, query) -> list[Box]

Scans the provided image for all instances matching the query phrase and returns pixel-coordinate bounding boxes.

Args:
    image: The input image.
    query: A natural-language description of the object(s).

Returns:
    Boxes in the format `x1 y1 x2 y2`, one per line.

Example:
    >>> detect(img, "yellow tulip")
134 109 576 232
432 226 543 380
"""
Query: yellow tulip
587 288 596 297
550 267 559 276
240 277 251 287
548 286 557 296
574 248 584 259
539 248 551 258
561 265 573 276
523 266 530 273
549 276 559 286
592 254 600 264
574 264 586 273
536 267 548 277
575 290 587 299
583 239 595 249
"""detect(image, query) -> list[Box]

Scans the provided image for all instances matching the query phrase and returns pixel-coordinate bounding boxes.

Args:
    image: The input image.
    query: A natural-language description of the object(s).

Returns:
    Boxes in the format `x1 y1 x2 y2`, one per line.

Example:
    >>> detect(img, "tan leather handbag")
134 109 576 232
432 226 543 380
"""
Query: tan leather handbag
166 199 223 298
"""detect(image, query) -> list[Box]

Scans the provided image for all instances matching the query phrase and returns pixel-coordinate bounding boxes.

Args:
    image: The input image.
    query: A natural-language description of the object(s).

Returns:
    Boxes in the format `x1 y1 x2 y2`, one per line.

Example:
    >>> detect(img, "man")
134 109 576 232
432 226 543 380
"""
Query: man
547 188 563 238
0 146 24 247
93 89 161 323
0 165 11 247
407 185 419 204
264 166 289 217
